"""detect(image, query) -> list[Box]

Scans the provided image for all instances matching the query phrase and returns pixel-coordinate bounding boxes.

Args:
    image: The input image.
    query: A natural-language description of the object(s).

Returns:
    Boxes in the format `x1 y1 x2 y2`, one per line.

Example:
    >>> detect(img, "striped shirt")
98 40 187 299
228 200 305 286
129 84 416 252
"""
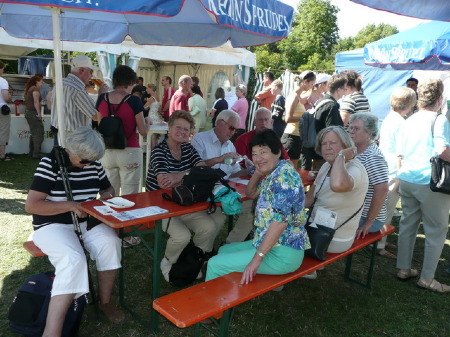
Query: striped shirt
146 140 202 191
51 73 97 131
30 156 110 230
340 92 371 115
355 143 389 223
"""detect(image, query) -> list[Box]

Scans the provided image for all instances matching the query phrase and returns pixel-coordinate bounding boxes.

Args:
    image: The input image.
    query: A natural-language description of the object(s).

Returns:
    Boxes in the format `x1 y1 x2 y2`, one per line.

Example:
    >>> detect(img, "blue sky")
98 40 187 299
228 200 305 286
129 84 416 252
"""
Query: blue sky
280 0 427 38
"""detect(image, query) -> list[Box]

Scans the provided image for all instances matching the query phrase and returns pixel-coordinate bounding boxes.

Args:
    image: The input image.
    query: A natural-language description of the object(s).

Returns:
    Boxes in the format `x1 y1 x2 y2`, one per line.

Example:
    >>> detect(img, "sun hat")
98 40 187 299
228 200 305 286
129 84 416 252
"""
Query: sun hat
316 73 331 85
71 55 100 71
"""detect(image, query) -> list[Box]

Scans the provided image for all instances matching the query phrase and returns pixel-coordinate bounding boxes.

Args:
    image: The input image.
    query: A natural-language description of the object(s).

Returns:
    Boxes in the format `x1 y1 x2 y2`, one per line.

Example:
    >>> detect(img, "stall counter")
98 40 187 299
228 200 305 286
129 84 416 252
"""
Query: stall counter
6 115 55 154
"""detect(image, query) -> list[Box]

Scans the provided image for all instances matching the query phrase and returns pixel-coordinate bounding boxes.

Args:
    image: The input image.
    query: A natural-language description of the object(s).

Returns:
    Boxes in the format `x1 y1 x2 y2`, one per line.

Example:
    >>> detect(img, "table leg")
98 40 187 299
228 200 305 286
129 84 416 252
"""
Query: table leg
150 219 163 332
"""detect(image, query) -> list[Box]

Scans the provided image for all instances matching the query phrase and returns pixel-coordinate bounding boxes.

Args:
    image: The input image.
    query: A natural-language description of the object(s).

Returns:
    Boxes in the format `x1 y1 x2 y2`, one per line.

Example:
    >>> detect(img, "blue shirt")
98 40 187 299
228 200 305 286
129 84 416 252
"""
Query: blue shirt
397 111 450 185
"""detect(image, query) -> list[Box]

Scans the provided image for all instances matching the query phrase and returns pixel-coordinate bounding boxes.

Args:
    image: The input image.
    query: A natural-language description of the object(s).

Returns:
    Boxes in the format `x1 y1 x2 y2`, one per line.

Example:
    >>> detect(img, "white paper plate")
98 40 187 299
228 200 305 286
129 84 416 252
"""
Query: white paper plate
102 197 135 209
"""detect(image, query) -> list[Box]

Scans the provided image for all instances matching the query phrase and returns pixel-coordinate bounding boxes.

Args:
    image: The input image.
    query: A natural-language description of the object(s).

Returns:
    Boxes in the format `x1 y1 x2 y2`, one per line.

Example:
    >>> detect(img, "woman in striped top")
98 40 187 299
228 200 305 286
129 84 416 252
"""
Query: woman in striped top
340 70 371 127
25 127 124 333
146 110 223 283
349 113 391 256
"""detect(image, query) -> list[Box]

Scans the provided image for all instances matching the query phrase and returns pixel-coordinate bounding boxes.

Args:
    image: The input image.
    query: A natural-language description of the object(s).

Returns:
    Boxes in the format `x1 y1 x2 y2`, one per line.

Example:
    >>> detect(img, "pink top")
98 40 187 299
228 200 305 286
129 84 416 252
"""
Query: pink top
231 97 249 129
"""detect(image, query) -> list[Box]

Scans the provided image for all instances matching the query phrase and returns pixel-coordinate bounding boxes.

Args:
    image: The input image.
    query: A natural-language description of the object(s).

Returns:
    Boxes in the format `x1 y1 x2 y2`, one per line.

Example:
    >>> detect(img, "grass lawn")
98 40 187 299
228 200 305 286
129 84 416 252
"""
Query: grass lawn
1 155 450 337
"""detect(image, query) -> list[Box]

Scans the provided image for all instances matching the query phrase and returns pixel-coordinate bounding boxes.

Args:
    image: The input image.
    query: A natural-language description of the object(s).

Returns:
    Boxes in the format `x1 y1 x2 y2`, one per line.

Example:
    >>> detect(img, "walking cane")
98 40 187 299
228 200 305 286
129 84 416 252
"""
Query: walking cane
53 146 99 318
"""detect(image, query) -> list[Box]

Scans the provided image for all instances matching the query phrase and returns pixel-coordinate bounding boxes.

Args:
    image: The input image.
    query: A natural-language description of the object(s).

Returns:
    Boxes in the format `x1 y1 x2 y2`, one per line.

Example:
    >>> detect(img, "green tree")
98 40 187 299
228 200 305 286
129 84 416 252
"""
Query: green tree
279 0 339 70
299 52 334 73
250 43 284 77
352 23 398 49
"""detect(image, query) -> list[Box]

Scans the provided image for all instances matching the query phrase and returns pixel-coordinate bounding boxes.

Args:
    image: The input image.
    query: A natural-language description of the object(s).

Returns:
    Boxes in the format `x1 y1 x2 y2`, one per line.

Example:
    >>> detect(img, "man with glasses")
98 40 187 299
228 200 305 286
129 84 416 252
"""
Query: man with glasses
192 110 254 243
301 73 348 170
51 55 101 145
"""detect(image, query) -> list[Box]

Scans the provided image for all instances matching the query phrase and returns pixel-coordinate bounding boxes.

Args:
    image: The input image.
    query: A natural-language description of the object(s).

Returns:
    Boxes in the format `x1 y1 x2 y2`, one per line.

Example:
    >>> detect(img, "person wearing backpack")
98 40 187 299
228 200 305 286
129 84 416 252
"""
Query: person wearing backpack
25 128 124 336
301 73 348 171
97 66 148 248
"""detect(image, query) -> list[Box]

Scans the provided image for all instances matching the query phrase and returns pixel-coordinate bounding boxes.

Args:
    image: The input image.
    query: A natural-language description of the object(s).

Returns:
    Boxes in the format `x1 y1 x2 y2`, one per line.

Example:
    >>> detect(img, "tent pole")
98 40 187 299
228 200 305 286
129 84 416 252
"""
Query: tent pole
51 7 65 147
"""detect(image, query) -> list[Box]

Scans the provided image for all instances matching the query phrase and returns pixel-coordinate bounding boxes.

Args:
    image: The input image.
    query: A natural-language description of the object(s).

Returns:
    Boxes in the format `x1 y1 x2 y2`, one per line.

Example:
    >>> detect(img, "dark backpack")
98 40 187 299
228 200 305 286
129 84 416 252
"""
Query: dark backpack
168 241 205 287
8 271 86 337
98 93 131 149
162 166 230 214
300 98 334 148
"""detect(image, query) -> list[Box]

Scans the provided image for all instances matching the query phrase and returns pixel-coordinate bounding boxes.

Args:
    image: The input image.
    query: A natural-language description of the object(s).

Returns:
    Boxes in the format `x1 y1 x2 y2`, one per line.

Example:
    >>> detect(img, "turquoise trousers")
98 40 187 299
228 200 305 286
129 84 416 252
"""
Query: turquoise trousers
206 240 304 281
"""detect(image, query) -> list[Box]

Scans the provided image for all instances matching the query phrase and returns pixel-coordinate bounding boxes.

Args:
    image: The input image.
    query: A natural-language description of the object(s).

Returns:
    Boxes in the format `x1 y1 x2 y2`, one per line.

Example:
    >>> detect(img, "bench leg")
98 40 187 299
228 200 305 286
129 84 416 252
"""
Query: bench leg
195 309 234 337
117 220 163 333
344 241 379 289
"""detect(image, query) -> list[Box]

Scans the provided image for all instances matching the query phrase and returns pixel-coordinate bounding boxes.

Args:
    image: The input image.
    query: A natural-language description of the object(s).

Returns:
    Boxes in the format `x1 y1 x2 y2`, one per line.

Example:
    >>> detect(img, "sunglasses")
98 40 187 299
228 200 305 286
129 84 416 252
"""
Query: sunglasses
221 119 237 132
79 159 96 165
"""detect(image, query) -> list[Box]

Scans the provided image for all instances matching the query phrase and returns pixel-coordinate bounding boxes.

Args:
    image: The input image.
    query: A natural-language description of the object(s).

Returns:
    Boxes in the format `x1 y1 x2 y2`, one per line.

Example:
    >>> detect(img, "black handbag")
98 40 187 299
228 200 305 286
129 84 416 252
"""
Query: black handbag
430 114 450 194
305 169 363 260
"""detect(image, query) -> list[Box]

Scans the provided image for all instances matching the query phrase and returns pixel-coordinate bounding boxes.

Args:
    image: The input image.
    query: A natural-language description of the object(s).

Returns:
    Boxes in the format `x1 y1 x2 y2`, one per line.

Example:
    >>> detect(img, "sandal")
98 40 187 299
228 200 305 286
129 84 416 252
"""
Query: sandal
385 242 397 250
122 236 141 248
417 279 450 293
377 249 397 259
397 269 419 280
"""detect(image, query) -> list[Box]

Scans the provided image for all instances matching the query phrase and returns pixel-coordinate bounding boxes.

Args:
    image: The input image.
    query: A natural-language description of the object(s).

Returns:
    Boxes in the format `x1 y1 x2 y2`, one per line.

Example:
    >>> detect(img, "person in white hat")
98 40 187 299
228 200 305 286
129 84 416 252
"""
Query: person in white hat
301 73 349 171
51 55 102 145
305 73 331 110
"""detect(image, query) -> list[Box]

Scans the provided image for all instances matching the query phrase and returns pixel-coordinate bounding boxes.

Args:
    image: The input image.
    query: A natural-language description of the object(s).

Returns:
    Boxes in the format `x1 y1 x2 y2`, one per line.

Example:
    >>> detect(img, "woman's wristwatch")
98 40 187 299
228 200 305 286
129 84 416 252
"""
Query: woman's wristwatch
337 152 346 160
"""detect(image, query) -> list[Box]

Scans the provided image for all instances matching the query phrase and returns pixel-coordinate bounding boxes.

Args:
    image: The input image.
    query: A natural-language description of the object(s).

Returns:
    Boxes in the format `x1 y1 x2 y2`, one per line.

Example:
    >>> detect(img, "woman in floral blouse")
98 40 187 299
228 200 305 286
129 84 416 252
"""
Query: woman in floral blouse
206 129 309 284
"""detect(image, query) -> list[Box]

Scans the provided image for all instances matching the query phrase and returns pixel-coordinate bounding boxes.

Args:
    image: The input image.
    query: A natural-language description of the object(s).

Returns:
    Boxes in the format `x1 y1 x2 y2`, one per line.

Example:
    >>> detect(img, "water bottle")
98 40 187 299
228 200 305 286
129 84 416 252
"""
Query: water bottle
244 156 256 175
224 155 244 165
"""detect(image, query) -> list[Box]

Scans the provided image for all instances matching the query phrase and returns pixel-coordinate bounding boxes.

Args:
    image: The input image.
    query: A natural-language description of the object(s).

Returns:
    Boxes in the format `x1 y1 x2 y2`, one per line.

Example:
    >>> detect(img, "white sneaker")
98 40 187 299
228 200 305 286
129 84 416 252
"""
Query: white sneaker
160 257 172 283
301 271 317 280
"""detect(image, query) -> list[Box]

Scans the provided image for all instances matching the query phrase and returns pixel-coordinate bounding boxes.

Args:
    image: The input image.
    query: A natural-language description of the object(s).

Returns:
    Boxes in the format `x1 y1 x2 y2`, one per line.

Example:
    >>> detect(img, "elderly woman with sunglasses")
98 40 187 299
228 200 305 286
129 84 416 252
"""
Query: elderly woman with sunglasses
25 127 124 335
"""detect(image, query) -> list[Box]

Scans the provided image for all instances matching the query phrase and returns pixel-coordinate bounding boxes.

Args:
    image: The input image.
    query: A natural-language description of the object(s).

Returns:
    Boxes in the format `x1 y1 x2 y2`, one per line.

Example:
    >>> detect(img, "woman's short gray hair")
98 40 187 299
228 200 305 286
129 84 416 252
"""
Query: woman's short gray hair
237 84 247 96
315 126 354 156
348 112 379 140
65 127 105 161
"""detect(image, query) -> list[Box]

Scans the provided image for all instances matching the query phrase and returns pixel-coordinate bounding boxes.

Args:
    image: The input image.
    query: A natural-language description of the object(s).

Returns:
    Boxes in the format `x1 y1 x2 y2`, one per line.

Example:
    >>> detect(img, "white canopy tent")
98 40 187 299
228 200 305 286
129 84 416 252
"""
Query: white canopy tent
0 28 256 68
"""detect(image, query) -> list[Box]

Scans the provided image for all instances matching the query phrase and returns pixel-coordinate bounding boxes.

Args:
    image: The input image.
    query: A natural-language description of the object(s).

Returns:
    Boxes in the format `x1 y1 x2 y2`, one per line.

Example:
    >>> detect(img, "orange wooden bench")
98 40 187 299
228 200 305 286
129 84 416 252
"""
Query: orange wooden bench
153 224 395 337
23 240 46 257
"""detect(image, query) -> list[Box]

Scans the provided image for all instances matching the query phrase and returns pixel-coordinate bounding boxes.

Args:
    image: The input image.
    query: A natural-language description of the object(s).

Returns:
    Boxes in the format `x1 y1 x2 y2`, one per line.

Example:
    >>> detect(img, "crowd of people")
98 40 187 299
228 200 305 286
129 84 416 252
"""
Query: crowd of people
0 53 447 336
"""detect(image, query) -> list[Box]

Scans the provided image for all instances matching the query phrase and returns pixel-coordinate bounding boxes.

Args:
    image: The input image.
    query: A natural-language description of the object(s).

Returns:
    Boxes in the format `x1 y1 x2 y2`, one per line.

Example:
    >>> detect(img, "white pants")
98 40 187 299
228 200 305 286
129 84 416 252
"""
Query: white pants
32 222 121 298
101 147 143 195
